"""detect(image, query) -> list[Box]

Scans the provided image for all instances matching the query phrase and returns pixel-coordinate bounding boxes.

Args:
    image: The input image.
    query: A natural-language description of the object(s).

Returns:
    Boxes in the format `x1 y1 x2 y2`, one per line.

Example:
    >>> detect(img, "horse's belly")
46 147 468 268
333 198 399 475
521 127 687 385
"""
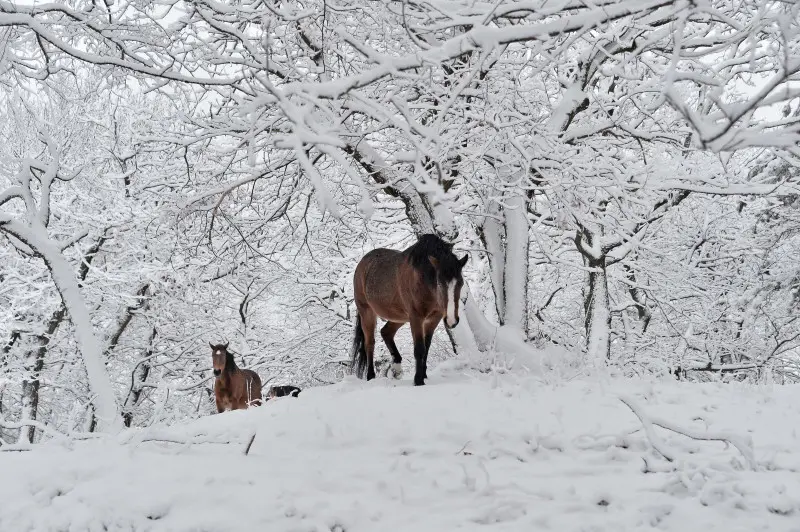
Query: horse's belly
375 307 409 323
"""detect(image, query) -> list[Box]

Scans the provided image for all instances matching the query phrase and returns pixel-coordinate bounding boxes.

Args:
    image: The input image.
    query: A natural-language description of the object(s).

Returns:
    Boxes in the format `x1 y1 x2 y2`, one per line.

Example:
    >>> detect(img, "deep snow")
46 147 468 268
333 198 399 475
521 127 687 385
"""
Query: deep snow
3 360 800 532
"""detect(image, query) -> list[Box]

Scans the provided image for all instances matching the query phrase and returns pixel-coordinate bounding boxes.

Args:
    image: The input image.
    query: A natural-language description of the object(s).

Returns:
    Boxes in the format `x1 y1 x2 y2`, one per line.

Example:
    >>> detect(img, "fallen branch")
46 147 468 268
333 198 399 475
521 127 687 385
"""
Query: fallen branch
244 432 257 456
454 440 471 455
0 445 32 452
0 415 70 443
618 394 757 470
617 395 675 462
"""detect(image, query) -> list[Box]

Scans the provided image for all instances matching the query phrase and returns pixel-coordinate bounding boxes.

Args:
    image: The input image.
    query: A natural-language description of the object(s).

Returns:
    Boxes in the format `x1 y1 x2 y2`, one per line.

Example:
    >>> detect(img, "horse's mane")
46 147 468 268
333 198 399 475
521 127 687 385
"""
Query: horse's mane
224 351 238 372
404 234 459 286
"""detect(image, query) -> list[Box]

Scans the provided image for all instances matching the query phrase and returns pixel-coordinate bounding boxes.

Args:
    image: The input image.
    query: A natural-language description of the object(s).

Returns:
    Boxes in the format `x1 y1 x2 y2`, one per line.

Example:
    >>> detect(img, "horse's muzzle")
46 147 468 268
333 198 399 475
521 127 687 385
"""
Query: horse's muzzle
445 317 460 329
213 369 221 377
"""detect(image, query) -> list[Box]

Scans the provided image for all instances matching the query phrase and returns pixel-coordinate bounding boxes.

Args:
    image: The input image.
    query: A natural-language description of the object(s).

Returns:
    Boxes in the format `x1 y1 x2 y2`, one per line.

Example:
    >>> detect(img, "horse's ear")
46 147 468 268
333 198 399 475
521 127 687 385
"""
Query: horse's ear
223 341 229 349
209 342 214 349
428 256 439 269
459 254 468 268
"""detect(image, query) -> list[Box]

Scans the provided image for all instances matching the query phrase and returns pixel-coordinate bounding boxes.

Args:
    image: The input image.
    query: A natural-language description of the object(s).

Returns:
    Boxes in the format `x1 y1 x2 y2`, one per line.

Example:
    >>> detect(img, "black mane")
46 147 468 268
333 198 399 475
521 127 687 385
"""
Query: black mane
404 234 461 286
224 351 238 373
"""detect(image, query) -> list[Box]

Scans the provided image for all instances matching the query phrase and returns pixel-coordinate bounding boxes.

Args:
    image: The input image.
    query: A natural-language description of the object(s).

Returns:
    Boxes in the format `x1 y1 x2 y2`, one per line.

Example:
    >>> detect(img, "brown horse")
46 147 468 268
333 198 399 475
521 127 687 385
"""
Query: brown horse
210 342 263 412
351 234 468 386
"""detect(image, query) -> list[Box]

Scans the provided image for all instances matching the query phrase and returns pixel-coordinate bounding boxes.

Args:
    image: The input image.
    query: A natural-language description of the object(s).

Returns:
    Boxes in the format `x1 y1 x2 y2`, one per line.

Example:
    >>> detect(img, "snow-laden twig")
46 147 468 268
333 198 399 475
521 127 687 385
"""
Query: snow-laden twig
618 394 758 471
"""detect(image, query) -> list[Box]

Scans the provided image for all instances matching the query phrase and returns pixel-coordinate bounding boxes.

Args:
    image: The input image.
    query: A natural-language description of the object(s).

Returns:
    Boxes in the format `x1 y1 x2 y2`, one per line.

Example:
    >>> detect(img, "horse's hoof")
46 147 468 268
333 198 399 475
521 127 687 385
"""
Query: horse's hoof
391 363 403 379
413 377 426 386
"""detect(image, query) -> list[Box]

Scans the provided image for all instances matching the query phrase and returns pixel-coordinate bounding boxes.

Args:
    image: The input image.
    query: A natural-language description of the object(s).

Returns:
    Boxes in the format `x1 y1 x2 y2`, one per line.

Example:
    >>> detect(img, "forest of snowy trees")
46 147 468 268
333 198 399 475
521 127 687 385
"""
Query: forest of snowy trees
1 0 800 442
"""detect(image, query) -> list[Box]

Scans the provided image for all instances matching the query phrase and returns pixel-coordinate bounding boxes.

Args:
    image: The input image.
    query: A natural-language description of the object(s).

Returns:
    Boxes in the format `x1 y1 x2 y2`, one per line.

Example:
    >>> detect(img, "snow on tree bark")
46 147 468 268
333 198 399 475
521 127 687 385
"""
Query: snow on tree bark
584 256 611 365
479 204 506 323
502 188 530 337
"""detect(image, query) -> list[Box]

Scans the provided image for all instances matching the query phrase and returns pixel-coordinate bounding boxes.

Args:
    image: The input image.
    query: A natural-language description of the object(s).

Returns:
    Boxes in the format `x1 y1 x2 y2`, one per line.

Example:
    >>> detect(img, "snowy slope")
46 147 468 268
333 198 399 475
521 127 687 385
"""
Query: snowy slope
3 362 800 532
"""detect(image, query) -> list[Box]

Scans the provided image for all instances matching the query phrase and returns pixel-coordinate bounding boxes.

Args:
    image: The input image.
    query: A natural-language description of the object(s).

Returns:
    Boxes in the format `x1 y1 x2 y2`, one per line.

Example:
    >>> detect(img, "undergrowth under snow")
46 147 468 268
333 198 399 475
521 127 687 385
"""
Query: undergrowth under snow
3 357 800 531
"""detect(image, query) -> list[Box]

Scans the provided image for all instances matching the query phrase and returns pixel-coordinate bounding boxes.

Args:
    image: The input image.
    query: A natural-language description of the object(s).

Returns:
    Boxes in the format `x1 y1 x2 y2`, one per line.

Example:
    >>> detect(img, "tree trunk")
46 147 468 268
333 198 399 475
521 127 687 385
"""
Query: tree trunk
575 227 611 364
478 203 506 323
122 326 156 428
584 255 611 363
502 190 529 336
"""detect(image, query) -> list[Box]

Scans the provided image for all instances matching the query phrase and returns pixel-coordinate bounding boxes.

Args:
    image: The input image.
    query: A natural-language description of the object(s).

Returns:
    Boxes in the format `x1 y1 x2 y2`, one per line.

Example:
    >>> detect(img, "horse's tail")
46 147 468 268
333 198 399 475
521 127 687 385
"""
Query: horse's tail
350 313 367 379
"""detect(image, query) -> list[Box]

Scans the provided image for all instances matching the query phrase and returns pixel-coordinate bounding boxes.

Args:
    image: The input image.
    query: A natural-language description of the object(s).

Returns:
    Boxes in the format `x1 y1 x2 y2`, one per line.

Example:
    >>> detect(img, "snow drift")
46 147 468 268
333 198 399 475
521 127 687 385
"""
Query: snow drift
3 359 800 531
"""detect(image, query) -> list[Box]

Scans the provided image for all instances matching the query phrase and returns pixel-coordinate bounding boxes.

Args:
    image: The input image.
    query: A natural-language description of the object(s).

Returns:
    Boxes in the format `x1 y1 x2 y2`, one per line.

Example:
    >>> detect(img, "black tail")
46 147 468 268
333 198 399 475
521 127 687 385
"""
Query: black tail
350 313 367 379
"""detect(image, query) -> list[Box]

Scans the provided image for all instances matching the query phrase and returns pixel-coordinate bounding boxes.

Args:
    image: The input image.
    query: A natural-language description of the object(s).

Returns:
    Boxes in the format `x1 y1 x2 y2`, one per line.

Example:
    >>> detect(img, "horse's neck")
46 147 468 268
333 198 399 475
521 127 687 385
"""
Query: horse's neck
224 353 239 375
217 367 239 388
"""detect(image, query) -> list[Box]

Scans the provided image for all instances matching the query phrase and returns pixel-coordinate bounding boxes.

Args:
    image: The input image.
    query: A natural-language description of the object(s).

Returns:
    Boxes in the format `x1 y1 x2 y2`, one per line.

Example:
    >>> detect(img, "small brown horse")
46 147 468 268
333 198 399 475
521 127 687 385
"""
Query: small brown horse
351 234 468 386
210 342 263 412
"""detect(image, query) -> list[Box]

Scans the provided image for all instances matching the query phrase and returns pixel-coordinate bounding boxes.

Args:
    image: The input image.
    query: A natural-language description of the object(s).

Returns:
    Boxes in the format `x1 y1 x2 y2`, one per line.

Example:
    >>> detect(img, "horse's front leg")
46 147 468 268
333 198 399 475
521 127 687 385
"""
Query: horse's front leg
215 394 225 414
422 317 441 381
410 318 427 386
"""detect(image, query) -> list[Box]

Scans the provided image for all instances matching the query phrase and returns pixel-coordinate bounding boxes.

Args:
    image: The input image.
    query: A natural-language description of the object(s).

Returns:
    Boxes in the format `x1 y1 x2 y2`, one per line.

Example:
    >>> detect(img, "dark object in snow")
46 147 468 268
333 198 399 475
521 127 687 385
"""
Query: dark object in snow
210 342 263 412
350 233 468 386
266 385 302 400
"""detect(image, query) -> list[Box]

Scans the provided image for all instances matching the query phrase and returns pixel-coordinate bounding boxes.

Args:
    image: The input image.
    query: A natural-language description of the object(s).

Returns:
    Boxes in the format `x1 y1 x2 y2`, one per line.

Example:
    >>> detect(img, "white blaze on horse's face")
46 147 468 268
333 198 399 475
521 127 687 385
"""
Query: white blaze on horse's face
211 346 226 376
445 279 458 328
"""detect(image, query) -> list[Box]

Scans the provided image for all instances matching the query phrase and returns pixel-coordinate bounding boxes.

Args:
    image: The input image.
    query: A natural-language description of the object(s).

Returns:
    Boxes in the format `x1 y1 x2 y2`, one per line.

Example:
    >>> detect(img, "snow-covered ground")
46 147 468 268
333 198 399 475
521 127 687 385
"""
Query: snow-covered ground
3 360 800 531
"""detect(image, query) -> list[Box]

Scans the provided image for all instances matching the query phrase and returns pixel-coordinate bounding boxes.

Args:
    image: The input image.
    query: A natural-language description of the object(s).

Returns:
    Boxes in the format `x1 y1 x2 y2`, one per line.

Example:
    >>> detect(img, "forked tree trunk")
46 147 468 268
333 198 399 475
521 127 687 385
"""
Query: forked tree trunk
17 234 107 443
347 139 477 354
19 308 65 443
1 220 121 434
349 138 556 372
477 171 530 336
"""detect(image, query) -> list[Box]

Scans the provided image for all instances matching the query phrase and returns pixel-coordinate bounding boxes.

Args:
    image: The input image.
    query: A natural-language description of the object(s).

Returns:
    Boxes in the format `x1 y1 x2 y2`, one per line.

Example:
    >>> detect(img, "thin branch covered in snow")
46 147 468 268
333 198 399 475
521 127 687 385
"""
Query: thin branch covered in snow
619 394 758 470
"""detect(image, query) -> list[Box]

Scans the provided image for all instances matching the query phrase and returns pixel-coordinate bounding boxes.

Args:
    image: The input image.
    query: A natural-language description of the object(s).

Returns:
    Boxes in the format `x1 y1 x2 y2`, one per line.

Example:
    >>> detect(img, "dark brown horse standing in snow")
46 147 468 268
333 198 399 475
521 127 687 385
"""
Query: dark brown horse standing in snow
351 234 468 386
210 342 263 412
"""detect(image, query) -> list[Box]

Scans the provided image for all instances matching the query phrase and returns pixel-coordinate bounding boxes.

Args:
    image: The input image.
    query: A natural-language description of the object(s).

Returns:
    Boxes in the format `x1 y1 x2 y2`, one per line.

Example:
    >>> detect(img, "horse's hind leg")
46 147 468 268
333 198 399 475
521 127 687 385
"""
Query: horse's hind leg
380 321 405 379
361 307 378 380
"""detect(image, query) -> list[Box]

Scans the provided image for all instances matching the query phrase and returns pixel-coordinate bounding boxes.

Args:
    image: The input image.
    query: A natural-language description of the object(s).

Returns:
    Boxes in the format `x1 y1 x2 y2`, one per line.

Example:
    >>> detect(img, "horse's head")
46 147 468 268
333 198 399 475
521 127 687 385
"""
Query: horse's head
209 341 230 377
429 250 468 329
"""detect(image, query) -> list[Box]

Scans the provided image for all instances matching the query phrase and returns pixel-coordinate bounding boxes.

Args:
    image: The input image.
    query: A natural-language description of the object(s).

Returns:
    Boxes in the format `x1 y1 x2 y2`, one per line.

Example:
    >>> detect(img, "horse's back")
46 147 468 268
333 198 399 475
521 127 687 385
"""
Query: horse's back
242 368 262 388
354 248 404 301
356 248 402 273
